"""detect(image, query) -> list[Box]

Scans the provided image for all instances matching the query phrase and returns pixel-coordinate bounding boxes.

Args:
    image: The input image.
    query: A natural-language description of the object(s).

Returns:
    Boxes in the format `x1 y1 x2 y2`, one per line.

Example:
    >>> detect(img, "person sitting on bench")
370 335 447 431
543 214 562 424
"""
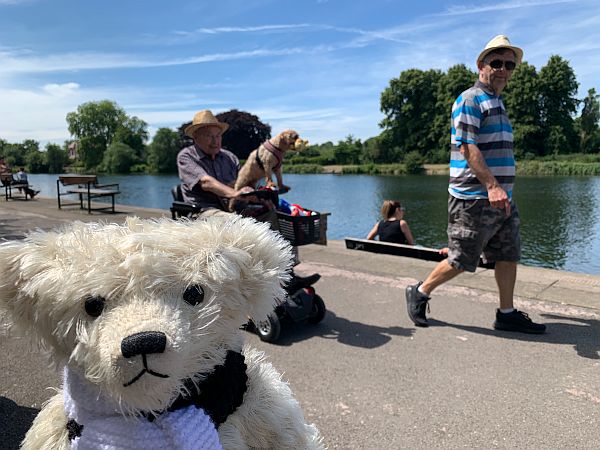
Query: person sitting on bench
366 199 414 245
14 167 40 198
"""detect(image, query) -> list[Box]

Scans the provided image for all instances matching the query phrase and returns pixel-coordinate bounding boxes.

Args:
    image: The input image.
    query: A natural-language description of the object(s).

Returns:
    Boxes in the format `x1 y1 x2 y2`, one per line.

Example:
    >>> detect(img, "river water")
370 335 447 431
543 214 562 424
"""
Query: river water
26 173 600 276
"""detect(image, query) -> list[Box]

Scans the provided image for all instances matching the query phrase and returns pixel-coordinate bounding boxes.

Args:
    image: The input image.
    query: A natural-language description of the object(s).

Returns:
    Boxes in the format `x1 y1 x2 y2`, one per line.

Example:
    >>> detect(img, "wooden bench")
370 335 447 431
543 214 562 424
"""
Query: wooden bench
344 238 495 269
57 174 120 214
1 174 32 201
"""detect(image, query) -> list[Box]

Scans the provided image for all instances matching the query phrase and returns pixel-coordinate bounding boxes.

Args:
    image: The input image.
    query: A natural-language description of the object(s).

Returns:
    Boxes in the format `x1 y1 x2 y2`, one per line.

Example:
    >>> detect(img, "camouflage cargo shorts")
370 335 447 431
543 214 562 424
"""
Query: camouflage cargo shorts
446 196 521 273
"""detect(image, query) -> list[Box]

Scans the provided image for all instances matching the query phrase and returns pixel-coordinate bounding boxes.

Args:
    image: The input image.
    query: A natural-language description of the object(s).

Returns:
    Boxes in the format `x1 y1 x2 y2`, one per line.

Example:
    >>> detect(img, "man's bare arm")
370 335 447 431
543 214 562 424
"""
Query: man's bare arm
199 175 251 198
461 143 510 215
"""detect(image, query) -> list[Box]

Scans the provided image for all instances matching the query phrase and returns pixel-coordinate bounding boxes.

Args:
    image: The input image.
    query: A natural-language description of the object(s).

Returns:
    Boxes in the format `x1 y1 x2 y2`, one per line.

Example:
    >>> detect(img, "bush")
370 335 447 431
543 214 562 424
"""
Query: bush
517 161 600 175
404 151 424 174
102 142 138 174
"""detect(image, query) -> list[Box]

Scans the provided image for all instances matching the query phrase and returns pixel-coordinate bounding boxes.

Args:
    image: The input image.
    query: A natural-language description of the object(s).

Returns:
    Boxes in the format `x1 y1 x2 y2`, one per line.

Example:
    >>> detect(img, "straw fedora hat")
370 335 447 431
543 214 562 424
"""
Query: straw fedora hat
476 35 523 66
184 110 229 137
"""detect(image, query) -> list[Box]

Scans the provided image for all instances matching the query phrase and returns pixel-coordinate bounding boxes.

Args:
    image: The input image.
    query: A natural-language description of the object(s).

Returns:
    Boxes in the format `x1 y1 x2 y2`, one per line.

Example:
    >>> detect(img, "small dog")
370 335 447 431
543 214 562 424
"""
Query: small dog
235 130 308 193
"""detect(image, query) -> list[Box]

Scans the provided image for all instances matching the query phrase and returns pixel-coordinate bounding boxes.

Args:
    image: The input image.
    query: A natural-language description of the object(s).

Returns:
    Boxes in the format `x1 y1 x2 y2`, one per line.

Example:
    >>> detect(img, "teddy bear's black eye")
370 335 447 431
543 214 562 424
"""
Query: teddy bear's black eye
183 285 204 306
84 296 106 318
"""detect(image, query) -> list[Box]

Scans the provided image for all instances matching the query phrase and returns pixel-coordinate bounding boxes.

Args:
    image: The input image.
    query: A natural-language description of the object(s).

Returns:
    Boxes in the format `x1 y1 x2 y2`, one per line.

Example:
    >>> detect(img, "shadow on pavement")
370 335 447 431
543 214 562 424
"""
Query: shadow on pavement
272 309 414 348
0 397 39 450
427 313 600 359
0 217 27 241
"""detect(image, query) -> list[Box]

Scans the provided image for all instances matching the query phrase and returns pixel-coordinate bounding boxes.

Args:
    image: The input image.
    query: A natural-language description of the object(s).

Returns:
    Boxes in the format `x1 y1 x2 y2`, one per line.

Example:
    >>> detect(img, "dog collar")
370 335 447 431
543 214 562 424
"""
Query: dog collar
262 140 284 170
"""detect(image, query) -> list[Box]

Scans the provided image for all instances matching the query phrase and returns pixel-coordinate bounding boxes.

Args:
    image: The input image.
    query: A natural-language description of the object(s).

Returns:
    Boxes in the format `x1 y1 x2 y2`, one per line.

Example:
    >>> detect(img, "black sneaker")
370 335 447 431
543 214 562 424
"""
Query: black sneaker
493 309 546 334
405 282 430 327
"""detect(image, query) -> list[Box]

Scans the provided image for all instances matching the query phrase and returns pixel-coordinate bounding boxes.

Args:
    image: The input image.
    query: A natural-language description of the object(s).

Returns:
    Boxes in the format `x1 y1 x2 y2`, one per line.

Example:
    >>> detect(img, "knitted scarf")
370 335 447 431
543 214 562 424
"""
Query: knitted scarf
63 351 248 449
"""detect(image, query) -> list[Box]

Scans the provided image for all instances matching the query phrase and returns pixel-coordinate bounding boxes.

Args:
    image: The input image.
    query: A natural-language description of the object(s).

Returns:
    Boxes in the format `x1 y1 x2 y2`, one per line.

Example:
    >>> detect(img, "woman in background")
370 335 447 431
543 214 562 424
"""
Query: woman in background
367 199 414 245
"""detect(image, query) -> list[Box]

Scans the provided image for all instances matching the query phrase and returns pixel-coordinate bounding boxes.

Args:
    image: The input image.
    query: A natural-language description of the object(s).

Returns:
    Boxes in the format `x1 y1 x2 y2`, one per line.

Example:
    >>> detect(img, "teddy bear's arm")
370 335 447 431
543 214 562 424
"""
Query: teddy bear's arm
22 392 70 450
219 348 324 450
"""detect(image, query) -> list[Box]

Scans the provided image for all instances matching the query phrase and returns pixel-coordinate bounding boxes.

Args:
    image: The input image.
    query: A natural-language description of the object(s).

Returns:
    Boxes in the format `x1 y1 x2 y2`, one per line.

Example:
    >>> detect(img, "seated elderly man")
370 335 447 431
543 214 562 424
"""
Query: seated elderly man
177 110 276 225
177 109 318 288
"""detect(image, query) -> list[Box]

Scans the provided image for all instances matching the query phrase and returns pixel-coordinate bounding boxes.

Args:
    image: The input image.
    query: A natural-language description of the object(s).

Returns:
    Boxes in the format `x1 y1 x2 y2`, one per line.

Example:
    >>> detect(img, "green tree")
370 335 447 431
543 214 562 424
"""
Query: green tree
333 136 363 165
503 62 544 157
45 143 69 173
538 55 579 154
102 142 138 174
431 64 477 160
2 139 40 168
380 69 443 158
25 150 48 173
147 128 180 173
578 88 600 153
113 116 149 159
363 136 391 163
66 100 127 169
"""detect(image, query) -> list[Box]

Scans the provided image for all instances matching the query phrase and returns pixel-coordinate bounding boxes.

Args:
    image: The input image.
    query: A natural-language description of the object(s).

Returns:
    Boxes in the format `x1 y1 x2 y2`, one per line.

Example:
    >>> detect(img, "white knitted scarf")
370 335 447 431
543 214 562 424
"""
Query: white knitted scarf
62 366 223 450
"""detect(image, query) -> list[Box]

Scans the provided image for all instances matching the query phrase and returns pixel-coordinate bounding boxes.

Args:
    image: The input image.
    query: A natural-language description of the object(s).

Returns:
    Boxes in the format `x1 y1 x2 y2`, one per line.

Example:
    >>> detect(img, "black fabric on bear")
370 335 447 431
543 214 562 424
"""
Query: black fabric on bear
145 350 248 428
66 418 84 441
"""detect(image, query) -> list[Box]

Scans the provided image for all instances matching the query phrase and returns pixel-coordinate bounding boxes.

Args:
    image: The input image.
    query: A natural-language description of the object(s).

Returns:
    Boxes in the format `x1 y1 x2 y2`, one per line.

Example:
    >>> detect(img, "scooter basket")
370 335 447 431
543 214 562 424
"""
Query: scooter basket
276 212 321 246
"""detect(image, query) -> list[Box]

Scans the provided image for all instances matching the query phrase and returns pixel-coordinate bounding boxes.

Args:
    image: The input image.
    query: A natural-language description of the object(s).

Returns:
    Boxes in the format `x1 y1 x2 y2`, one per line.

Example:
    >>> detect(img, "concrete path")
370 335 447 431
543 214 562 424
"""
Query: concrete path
1 196 600 449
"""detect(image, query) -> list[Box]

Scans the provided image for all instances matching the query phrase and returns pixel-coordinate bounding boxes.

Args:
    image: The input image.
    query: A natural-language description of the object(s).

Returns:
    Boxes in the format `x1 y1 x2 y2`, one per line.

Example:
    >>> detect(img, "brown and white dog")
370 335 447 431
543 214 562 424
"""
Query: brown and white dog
234 130 307 193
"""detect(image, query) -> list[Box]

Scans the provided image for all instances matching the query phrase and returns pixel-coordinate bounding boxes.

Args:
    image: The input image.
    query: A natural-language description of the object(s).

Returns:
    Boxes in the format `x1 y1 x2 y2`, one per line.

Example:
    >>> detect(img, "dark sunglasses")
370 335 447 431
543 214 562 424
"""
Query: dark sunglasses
488 59 516 71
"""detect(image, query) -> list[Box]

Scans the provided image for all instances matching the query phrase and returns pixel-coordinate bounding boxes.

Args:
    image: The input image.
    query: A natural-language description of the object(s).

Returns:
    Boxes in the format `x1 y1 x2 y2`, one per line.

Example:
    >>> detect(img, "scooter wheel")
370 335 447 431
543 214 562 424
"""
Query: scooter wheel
307 294 326 324
257 313 281 342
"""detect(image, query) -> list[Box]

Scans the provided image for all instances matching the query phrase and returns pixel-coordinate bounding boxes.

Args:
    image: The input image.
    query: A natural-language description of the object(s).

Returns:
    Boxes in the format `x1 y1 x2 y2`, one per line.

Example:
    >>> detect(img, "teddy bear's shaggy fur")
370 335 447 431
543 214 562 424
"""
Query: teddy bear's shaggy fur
0 215 324 449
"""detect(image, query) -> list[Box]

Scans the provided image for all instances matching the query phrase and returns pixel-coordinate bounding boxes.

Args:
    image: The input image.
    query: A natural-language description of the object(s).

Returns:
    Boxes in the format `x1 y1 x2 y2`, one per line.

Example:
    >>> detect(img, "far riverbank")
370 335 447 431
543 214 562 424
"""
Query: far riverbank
289 160 600 176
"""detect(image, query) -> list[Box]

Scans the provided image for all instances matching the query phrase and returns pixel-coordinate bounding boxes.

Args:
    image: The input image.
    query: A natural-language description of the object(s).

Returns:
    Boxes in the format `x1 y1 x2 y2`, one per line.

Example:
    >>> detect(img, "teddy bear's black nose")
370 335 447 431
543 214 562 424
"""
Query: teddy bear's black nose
121 331 167 358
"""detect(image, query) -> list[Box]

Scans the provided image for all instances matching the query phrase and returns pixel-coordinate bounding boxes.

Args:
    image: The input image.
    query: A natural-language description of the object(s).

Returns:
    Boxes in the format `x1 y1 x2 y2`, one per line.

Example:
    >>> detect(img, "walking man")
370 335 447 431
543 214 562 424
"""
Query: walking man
405 35 546 334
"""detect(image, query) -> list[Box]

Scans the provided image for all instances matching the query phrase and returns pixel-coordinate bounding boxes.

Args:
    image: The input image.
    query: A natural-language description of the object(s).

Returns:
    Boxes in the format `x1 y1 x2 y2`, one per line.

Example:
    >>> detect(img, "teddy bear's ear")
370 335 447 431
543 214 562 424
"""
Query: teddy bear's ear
0 240 31 328
0 229 64 335
217 216 294 321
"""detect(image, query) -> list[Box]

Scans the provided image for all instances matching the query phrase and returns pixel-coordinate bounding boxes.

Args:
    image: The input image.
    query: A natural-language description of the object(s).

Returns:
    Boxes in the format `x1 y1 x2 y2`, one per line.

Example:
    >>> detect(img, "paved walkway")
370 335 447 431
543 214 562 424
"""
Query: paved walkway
1 196 600 449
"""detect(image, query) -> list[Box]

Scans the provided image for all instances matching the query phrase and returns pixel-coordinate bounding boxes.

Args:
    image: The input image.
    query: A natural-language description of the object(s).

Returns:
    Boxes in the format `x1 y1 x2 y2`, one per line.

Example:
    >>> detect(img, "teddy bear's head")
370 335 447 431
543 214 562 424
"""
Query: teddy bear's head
0 215 291 415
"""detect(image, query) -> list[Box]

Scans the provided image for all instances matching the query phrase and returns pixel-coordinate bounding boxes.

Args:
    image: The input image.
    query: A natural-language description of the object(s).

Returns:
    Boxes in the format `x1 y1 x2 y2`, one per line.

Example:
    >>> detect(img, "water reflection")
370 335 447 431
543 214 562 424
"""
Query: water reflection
25 173 600 275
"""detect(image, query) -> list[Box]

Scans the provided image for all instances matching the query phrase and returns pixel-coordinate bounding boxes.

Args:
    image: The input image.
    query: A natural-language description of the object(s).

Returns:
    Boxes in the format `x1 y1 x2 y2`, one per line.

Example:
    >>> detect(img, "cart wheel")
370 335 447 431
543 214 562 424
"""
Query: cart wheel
307 295 326 324
257 314 281 342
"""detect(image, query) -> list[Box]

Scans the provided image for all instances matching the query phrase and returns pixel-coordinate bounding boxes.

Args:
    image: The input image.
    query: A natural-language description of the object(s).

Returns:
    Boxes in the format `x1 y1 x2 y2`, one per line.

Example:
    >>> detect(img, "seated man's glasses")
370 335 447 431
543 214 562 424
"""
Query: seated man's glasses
488 59 516 71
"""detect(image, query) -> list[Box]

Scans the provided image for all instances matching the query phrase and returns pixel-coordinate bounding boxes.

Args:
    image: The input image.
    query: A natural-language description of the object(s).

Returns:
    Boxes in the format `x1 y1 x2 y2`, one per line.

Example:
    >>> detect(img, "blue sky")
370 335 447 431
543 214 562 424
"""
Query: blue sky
0 0 598 147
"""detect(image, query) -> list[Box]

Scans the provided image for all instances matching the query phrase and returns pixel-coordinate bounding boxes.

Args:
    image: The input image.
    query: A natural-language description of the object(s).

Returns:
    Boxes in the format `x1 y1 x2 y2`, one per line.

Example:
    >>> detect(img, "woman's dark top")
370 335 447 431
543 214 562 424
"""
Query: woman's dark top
377 220 408 244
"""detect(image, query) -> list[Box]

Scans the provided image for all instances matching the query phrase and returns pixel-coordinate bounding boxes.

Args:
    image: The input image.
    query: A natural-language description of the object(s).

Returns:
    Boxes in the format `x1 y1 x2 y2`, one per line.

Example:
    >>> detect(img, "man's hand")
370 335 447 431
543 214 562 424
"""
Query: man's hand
488 184 511 216
235 186 257 203
462 143 511 217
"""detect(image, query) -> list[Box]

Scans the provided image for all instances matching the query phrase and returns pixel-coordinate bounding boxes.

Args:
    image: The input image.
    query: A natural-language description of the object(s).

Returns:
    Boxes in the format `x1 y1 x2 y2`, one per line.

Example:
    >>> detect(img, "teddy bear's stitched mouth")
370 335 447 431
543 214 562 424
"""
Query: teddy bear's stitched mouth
123 354 169 387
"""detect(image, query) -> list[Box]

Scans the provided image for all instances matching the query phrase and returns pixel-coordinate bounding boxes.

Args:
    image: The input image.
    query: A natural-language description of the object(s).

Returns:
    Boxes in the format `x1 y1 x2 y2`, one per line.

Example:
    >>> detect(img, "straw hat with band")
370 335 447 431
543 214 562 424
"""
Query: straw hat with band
185 110 229 137
477 35 523 66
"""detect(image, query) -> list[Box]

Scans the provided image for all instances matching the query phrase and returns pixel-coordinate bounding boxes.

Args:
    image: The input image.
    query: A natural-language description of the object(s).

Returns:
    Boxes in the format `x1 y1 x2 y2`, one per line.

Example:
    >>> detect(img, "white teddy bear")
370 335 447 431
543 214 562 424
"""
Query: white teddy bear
0 215 324 449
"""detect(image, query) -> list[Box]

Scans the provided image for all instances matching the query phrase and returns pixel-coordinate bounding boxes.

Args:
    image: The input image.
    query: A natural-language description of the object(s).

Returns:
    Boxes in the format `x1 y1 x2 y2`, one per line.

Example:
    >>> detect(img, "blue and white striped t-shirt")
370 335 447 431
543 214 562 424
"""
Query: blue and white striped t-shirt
449 80 515 200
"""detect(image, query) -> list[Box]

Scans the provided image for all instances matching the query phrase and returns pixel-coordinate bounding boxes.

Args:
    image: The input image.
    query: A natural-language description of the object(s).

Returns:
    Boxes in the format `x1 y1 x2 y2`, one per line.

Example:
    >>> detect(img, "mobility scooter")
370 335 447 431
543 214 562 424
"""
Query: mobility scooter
170 185 327 343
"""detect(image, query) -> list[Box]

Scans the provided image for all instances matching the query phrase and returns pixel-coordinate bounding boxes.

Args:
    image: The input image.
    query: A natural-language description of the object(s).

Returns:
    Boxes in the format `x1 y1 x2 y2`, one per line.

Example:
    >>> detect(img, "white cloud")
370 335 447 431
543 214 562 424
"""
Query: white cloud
0 47 315 74
174 24 312 36
42 82 80 97
443 0 578 15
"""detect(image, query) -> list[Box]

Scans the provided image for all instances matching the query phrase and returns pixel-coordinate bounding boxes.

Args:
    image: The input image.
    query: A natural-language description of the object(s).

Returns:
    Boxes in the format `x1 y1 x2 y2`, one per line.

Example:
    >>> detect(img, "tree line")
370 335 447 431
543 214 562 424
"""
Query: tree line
1 53 598 174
